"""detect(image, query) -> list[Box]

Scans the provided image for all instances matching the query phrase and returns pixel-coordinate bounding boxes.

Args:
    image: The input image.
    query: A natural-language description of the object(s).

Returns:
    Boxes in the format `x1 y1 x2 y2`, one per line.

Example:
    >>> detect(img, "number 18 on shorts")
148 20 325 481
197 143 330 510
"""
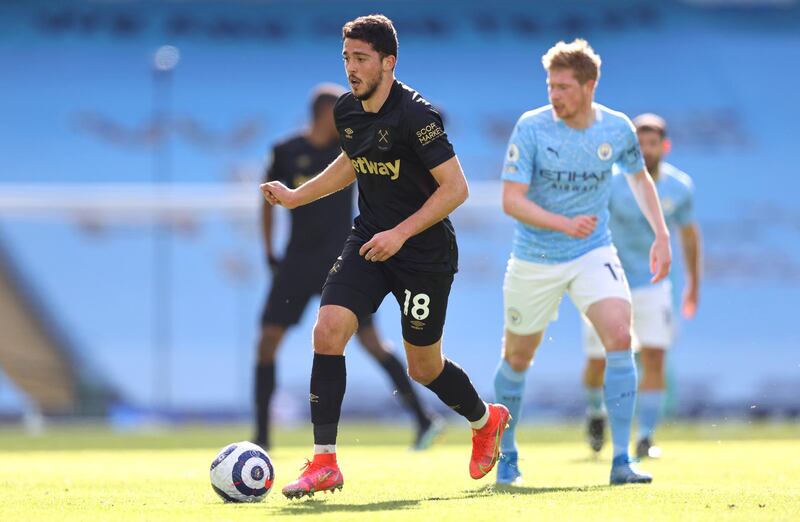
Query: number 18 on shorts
321 235 455 347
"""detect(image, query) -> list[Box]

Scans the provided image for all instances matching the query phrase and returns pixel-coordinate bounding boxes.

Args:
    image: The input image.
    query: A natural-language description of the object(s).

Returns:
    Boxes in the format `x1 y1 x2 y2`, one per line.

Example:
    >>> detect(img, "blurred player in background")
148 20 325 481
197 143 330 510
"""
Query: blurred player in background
493 39 671 486
255 84 442 452
582 113 702 459
261 15 509 499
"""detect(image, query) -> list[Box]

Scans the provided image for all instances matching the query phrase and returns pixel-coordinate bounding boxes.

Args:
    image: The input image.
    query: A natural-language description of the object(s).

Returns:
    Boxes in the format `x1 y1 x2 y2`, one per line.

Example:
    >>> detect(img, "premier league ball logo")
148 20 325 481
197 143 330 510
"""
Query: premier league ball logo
210 442 275 503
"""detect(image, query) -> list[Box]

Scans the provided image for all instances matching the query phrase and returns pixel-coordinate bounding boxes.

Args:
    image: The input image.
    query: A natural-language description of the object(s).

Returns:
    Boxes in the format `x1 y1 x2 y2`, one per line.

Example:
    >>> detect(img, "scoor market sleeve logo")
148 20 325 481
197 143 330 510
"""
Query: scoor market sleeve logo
416 122 444 146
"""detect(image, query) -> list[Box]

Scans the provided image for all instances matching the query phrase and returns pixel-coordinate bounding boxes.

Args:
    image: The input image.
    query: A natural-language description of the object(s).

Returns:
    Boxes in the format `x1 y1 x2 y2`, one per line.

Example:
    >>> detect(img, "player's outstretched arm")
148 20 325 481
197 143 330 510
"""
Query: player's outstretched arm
359 156 468 263
260 152 356 209
502 181 597 239
679 222 702 318
624 170 672 282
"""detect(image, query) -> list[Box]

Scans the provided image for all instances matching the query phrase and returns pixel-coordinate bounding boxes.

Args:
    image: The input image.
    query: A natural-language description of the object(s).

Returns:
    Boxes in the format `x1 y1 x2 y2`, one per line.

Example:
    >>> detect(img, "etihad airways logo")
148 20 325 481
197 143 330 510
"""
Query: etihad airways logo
539 168 611 193
351 157 401 180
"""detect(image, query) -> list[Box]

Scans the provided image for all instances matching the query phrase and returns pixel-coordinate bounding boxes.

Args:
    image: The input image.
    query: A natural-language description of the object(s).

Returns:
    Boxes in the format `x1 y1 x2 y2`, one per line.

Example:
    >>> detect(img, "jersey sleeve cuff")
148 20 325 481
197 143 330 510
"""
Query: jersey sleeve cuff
422 149 456 171
501 170 532 184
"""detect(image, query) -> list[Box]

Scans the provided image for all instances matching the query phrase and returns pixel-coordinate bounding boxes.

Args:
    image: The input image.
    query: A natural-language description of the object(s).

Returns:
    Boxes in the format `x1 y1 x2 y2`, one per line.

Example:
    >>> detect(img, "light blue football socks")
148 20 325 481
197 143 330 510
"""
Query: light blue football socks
637 390 664 440
604 350 637 459
493 359 526 454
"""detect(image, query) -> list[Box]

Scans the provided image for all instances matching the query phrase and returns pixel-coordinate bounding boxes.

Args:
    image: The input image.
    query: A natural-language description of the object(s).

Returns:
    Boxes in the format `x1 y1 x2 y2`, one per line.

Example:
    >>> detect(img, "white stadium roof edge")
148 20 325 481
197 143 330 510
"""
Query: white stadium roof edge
0 181 502 222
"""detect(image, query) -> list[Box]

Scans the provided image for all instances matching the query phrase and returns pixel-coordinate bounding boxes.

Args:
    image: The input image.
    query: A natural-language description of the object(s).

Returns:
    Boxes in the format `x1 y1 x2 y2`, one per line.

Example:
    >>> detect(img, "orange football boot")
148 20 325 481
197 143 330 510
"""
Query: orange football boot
282 453 344 499
469 403 511 479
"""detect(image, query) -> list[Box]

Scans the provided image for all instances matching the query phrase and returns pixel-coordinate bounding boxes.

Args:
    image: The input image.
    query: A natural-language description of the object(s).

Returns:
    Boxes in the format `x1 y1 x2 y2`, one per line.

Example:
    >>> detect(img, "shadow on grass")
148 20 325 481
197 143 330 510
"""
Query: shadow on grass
566 454 608 464
488 483 608 495
272 497 422 514
270 483 605 514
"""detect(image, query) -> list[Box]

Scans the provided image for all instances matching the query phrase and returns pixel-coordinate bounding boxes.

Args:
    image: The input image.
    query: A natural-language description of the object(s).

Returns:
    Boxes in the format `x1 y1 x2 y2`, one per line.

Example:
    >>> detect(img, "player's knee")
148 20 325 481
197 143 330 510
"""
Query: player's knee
406 359 442 385
505 351 534 373
312 319 348 356
603 327 632 351
407 366 434 385
502 330 542 372
258 325 285 362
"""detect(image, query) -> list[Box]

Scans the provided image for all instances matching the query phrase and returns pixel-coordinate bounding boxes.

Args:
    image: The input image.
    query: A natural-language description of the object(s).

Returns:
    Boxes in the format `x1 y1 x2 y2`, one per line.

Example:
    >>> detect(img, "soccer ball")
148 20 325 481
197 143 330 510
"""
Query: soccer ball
210 441 274 503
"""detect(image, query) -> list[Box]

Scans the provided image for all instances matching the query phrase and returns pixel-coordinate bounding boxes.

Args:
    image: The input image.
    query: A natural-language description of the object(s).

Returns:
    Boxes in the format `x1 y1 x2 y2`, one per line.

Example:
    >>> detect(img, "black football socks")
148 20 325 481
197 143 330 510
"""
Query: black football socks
254 362 275 448
425 359 486 422
379 353 432 429
310 353 347 446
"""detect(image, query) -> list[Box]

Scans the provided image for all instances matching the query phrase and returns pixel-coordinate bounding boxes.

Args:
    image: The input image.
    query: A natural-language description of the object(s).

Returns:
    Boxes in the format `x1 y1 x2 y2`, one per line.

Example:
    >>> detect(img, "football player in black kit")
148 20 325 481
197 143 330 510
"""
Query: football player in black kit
254 84 443 449
262 15 509 499
254 84 443 453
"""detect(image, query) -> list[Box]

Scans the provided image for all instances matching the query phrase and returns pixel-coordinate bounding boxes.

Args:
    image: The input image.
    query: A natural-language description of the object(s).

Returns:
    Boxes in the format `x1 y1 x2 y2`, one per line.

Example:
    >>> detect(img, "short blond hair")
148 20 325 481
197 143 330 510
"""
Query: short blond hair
541 39 601 85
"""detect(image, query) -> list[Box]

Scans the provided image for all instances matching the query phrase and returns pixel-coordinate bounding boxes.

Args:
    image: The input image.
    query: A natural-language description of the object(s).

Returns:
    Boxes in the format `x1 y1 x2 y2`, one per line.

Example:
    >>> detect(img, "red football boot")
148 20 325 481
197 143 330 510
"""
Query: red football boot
282 453 344 499
469 403 511 479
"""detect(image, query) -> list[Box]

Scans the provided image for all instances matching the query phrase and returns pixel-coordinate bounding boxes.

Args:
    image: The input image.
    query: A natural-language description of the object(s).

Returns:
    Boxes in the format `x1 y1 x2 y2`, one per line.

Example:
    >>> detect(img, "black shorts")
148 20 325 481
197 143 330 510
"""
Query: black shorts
261 253 374 329
320 234 454 346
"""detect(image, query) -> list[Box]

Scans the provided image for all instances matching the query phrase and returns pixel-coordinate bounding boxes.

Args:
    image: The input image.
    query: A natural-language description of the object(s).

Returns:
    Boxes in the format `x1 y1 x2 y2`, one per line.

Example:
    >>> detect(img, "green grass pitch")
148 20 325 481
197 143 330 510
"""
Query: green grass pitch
0 422 798 521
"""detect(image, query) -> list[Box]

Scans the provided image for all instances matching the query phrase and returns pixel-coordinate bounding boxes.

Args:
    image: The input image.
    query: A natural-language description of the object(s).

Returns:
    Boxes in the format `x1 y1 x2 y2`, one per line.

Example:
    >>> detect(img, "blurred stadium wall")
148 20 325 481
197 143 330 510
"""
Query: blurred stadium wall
0 0 798 422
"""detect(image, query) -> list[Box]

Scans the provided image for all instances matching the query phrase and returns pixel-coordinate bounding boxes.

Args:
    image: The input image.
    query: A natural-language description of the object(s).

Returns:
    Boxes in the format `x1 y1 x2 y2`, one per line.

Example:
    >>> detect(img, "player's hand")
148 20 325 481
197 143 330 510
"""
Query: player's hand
359 229 408 262
649 234 672 283
681 285 698 319
561 215 598 239
260 181 301 209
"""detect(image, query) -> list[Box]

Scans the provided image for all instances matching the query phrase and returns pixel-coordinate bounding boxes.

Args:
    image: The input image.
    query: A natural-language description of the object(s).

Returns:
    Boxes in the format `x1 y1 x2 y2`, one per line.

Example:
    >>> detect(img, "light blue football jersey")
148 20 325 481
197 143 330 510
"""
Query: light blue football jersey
608 162 695 289
501 103 645 264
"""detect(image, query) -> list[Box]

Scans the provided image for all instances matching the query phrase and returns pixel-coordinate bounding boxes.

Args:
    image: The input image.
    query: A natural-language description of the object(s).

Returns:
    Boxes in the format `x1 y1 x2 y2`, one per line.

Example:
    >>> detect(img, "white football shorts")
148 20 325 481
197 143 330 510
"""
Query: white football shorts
503 245 631 335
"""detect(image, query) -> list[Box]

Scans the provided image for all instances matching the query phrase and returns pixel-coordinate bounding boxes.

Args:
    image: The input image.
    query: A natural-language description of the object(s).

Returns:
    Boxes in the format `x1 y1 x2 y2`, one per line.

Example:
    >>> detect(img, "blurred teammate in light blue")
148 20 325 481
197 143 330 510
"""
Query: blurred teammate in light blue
582 114 702 460
493 39 671 486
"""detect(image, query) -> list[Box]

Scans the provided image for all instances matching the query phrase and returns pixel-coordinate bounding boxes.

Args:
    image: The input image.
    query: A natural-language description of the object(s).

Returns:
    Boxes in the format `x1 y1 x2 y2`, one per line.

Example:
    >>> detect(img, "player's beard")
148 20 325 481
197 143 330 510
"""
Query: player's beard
645 156 661 175
352 71 382 101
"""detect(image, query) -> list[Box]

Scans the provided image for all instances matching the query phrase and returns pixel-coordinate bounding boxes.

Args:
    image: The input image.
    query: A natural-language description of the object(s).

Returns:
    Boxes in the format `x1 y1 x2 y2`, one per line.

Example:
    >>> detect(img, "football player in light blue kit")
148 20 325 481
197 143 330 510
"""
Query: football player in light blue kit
493 39 671 486
582 113 702 459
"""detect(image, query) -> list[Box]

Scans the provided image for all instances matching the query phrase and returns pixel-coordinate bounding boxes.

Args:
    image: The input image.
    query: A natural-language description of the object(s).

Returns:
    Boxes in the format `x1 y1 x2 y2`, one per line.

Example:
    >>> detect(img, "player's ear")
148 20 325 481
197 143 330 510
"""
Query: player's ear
583 79 596 94
662 138 672 155
382 54 396 71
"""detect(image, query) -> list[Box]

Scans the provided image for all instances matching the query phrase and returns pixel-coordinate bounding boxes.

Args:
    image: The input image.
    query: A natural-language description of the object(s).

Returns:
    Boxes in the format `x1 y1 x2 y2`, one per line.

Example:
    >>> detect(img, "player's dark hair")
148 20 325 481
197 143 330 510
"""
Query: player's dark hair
637 124 666 138
342 14 398 58
310 83 345 120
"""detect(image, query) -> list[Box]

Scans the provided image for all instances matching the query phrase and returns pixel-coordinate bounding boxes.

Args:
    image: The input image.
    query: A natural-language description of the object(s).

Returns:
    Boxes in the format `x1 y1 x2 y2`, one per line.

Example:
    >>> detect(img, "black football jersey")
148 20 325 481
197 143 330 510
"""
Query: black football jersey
334 80 458 273
265 135 353 255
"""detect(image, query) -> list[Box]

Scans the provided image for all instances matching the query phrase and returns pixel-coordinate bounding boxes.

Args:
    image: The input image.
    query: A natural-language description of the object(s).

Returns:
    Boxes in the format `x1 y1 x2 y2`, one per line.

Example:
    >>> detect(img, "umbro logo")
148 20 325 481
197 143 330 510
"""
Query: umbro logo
344 128 354 139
